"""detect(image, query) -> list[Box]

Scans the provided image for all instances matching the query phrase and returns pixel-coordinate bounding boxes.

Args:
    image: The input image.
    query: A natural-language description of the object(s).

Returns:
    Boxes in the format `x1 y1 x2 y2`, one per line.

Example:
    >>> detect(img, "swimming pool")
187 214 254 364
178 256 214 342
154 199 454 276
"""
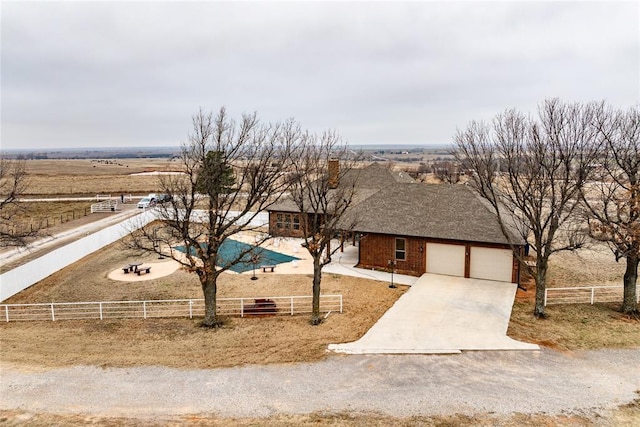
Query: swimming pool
175 239 300 273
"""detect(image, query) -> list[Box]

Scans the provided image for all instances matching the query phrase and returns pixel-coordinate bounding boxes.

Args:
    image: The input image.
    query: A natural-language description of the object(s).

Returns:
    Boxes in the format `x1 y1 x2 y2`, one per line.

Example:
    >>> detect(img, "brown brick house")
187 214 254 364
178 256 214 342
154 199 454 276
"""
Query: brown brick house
267 162 525 284
344 183 525 283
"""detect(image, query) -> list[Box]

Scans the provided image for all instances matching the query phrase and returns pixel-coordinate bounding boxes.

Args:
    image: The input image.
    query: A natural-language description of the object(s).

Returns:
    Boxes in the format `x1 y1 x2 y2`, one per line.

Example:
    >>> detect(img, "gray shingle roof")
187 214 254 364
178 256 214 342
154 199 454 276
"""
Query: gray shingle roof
340 162 415 189
342 183 525 245
268 162 413 213
267 162 520 246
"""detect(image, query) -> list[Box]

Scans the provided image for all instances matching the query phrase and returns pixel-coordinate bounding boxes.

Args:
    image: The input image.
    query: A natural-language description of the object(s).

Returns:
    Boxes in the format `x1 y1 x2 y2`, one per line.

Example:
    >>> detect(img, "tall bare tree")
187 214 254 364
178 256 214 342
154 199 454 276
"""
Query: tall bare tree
582 105 640 314
287 134 360 325
0 157 38 247
454 99 600 317
128 107 303 327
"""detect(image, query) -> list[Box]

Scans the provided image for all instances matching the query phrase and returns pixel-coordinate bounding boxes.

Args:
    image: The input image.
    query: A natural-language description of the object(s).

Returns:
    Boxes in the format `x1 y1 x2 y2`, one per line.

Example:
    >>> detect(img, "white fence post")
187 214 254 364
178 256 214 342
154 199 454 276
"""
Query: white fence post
591 288 595 305
143 301 147 319
189 300 193 319
290 297 294 315
544 289 548 306
4 305 8 322
50 303 55 321
99 302 103 320
340 295 343 313
240 298 244 317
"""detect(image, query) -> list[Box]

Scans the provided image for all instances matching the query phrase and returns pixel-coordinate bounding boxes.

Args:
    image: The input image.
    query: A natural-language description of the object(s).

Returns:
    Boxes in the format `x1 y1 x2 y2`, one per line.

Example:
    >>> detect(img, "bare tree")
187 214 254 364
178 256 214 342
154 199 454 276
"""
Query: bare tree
0 157 38 247
287 134 360 325
128 107 303 327
582 105 640 314
432 160 461 184
454 99 601 317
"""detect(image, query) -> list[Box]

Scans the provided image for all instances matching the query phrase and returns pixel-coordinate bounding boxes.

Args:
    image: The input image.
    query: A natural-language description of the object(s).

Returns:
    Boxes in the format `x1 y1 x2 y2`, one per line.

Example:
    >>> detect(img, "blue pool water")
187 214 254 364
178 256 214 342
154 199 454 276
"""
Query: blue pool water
175 239 300 273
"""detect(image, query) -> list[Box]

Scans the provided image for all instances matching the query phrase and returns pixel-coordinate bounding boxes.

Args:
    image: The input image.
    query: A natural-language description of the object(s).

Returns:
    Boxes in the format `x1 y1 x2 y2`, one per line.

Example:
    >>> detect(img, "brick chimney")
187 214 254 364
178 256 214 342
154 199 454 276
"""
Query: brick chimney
328 159 340 189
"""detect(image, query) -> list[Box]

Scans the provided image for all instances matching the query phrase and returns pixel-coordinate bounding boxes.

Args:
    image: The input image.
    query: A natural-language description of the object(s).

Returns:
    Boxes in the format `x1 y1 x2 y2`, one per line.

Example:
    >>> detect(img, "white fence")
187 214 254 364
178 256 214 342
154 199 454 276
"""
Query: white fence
91 200 119 213
0 295 343 322
544 285 640 306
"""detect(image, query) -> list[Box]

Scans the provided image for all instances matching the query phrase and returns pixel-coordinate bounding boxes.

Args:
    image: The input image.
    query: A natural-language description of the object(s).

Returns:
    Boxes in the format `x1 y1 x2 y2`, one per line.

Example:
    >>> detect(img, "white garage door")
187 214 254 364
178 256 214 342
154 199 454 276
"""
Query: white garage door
425 243 465 277
469 247 513 282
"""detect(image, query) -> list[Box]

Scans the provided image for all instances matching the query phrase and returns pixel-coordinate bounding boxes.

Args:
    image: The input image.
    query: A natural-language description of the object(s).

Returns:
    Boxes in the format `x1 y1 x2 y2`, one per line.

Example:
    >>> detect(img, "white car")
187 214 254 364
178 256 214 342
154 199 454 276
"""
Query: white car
137 197 156 209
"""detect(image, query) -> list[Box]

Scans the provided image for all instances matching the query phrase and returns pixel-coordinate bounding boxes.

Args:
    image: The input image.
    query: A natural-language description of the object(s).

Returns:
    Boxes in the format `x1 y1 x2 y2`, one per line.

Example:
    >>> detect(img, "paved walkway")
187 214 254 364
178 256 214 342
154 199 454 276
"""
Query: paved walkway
329 273 539 354
324 244 419 285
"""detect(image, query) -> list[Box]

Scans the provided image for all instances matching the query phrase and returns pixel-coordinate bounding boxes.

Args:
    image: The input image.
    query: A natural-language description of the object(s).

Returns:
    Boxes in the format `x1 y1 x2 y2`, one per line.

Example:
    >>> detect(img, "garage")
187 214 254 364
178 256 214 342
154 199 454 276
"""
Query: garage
469 247 514 283
425 243 465 277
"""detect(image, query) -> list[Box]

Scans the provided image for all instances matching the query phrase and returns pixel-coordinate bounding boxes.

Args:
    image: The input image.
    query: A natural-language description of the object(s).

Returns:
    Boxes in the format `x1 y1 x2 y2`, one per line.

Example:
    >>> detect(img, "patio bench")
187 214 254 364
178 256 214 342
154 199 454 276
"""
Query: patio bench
261 265 276 273
136 265 152 275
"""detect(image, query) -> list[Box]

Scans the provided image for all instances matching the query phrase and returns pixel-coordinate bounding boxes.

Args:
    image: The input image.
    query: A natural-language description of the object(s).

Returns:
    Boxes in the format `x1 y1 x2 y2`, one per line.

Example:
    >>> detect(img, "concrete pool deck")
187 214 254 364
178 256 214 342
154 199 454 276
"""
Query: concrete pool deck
108 235 420 284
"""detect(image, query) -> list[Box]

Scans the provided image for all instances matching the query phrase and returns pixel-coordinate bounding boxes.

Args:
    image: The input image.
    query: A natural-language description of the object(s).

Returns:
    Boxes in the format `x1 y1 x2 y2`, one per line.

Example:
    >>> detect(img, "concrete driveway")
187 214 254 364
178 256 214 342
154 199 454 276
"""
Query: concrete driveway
329 273 539 354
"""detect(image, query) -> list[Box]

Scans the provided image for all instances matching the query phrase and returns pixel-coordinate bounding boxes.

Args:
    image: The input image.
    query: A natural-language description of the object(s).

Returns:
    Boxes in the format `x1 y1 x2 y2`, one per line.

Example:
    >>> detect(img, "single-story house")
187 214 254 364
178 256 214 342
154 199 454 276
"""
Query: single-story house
267 162 525 284
342 183 525 283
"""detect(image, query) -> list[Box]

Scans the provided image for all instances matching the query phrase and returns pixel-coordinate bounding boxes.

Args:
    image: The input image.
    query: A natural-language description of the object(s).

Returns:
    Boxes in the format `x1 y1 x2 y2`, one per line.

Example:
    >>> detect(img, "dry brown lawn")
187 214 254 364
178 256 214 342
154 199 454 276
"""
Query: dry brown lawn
545 245 627 287
508 251 640 351
4 201 95 239
2 236 638 371
3 408 634 427
508 289 640 351
0 240 407 369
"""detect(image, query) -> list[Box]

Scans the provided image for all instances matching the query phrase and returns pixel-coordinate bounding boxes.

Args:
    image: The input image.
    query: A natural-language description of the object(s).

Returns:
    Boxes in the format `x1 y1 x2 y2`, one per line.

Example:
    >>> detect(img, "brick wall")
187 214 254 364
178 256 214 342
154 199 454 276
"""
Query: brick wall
358 233 426 276
268 211 307 238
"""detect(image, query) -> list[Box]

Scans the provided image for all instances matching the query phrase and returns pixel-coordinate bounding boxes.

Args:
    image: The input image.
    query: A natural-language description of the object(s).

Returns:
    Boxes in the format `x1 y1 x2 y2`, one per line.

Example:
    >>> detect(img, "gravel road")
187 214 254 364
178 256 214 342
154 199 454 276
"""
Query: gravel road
1 349 639 420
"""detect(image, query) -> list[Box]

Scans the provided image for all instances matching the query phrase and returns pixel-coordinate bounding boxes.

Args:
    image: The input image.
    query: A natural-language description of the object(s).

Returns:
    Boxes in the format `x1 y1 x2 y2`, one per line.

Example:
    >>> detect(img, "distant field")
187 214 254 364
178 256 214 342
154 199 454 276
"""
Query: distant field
20 157 436 197
22 158 181 197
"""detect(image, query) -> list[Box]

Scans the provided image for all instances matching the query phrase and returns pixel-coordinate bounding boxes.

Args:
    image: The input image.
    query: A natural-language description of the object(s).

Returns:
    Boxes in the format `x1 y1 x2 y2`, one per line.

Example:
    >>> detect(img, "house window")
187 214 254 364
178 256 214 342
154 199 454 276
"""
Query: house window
276 214 283 229
293 215 300 230
284 214 291 230
395 238 406 261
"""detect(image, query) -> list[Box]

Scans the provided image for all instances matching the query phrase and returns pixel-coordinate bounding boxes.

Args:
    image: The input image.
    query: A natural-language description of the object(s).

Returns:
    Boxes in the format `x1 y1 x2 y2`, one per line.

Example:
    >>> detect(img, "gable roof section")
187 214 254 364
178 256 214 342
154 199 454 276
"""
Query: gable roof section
267 162 412 213
344 183 525 246
340 162 414 189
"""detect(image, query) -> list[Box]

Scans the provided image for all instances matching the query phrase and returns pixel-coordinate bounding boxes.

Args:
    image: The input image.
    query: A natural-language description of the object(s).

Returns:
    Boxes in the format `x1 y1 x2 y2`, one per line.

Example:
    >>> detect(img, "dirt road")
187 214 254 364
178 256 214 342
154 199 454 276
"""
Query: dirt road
1 349 638 420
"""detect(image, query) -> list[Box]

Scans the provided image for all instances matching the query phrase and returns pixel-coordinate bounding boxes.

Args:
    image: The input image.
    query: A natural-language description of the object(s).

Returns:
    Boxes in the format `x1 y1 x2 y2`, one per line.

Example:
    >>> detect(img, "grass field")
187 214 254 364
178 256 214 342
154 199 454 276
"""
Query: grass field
7 201 94 233
21 158 176 197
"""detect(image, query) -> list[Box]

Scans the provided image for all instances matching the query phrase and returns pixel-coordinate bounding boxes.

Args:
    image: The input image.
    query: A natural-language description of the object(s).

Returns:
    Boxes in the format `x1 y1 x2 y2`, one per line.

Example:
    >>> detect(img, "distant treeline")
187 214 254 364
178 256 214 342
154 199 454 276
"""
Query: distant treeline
3 144 452 160
3 148 180 160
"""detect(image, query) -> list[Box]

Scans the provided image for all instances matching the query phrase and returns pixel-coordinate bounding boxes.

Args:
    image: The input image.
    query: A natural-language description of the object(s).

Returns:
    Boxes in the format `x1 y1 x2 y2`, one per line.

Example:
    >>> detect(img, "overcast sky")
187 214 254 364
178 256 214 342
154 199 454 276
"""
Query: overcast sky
1 1 638 150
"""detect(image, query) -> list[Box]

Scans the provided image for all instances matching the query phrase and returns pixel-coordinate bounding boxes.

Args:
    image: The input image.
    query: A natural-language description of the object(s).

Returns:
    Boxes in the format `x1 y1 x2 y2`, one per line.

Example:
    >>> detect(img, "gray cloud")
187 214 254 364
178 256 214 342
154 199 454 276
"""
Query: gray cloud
1 1 638 149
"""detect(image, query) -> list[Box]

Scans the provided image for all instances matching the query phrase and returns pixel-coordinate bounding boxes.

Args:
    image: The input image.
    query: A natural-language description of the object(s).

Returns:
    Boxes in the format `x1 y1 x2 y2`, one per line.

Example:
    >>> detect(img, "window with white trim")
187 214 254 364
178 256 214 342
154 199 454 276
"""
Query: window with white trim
395 238 406 261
